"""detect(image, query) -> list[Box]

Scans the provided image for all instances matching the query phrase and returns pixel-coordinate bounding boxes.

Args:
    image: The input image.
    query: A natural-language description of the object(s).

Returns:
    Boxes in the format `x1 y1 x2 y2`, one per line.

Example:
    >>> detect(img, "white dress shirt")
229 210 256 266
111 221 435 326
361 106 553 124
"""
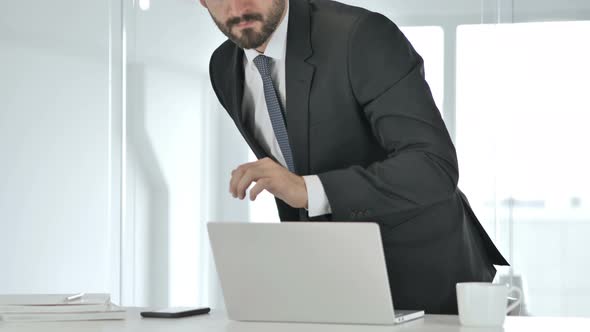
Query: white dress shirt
241 6 332 217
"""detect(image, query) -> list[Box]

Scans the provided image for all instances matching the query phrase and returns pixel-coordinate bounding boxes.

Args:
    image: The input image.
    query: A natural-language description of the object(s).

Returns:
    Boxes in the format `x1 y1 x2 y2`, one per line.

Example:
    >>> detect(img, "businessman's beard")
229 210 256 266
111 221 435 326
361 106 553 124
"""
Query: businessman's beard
210 0 286 50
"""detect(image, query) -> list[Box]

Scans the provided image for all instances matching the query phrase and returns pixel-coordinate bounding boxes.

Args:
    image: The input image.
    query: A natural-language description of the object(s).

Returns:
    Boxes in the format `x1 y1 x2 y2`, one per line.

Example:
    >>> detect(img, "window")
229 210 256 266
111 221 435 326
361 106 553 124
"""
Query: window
456 21 590 316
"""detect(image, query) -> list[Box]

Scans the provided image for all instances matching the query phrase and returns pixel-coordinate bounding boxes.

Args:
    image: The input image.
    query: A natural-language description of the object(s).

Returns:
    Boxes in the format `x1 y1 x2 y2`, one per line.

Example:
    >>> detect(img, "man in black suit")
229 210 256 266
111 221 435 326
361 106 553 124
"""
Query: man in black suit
200 0 508 314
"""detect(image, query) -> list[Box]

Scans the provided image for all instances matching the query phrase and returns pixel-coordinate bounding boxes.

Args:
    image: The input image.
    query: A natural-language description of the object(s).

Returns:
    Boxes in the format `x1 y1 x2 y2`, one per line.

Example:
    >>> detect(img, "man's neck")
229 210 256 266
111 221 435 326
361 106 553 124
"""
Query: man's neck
255 1 289 54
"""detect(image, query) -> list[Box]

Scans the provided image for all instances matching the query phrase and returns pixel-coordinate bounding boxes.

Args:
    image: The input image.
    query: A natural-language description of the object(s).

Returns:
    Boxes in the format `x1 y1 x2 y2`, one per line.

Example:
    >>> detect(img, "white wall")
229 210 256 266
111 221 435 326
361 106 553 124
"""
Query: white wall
120 0 248 308
0 1 115 295
123 63 206 307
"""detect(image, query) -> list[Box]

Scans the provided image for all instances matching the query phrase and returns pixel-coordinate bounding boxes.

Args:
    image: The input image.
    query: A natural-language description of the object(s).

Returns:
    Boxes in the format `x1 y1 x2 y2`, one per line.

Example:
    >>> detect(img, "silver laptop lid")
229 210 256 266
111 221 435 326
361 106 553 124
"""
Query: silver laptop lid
207 222 396 325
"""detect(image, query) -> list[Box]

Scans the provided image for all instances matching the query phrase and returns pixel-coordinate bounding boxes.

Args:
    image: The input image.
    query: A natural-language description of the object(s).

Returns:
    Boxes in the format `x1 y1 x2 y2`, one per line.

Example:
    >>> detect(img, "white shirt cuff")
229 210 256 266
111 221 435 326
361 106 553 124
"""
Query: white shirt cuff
302 175 332 217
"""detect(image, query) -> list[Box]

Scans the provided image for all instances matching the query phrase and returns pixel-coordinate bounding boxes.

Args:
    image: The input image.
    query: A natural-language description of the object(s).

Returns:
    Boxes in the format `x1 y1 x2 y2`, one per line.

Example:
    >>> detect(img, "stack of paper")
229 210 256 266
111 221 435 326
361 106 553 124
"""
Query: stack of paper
0 293 126 322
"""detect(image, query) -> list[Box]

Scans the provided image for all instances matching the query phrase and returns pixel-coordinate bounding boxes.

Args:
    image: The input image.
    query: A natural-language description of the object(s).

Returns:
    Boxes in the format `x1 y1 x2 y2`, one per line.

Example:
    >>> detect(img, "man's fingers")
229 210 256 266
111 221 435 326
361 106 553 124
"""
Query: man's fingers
236 168 259 199
230 158 280 199
235 164 270 199
230 161 259 197
250 178 271 201
229 168 243 197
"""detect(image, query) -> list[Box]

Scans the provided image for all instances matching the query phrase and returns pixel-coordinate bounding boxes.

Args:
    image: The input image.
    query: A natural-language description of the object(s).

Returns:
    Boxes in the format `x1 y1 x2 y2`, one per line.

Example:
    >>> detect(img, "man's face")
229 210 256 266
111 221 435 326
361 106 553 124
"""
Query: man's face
200 0 286 50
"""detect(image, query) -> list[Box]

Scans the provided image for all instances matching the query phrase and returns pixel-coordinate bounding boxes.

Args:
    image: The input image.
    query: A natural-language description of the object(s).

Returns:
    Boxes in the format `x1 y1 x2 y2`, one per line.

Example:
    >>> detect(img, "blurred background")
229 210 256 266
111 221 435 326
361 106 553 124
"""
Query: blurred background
1 0 589 317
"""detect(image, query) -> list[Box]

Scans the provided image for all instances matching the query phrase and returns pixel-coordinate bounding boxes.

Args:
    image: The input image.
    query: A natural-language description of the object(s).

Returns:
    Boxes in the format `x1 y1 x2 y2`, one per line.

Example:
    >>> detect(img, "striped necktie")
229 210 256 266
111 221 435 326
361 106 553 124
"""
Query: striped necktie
253 55 296 172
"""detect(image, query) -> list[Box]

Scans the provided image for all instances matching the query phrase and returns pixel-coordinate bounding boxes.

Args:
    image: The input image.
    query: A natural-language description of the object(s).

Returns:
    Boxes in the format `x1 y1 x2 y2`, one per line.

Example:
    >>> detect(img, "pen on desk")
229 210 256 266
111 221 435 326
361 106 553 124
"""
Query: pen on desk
65 292 85 302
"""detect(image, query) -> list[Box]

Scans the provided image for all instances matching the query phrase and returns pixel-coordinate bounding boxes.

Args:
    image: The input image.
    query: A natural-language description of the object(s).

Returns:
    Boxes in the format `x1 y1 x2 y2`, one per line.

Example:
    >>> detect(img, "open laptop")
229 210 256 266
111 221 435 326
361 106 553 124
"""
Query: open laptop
207 222 424 325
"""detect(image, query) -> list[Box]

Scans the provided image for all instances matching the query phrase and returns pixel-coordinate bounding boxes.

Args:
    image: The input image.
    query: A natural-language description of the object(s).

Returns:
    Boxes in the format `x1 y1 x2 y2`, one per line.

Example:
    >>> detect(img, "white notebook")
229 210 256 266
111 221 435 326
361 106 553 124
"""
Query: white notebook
0 304 110 313
0 293 110 306
0 294 126 322
0 306 126 322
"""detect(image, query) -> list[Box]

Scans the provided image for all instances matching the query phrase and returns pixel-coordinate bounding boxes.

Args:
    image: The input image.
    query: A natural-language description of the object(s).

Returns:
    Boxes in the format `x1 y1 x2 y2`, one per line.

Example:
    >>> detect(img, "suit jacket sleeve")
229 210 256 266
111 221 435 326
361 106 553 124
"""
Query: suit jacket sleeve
317 12 459 225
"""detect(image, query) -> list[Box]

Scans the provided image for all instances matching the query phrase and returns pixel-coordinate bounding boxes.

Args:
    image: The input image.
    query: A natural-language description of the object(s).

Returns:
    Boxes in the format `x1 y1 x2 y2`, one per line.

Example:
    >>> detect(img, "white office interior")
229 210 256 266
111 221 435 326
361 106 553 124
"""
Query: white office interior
1 0 589 320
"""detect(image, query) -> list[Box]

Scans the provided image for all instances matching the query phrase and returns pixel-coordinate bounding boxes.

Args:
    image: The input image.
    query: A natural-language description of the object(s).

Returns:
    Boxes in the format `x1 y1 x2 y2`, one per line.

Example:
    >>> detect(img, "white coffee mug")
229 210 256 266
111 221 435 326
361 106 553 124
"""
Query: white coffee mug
456 282 522 327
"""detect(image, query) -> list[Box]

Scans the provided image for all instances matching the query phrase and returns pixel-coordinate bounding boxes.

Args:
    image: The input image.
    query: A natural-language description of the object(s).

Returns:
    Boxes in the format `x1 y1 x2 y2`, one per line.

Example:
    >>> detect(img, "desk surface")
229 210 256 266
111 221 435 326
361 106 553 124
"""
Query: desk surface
1 308 589 332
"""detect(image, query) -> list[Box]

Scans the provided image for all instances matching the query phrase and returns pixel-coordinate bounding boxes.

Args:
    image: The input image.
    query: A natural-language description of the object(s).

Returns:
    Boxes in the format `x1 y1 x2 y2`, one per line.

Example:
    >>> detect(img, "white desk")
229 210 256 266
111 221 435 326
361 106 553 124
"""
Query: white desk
1 308 589 332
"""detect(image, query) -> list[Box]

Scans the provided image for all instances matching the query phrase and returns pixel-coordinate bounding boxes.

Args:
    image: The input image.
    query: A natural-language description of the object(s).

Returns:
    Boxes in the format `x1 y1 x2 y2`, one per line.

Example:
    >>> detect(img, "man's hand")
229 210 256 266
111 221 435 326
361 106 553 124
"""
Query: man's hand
230 157 308 209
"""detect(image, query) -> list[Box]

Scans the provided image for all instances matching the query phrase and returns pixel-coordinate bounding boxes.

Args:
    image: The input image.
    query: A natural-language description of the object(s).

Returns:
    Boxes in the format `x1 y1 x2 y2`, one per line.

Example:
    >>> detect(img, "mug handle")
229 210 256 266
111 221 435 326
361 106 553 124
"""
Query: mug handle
506 286 523 314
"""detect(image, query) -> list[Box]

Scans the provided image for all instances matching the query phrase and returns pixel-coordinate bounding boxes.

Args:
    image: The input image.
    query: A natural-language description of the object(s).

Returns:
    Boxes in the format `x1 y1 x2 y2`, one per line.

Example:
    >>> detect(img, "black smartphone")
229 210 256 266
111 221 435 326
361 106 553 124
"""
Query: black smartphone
140 307 211 318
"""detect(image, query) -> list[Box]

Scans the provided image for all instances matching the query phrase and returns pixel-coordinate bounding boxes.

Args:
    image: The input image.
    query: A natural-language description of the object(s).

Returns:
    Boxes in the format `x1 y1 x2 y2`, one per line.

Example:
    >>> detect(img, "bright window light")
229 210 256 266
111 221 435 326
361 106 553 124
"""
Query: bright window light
139 0 150 11
456 20 590 317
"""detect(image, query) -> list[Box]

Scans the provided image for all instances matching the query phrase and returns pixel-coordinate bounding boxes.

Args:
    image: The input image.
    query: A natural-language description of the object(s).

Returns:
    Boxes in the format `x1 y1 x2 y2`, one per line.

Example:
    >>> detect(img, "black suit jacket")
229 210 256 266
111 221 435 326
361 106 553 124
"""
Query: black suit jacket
209 0 508 314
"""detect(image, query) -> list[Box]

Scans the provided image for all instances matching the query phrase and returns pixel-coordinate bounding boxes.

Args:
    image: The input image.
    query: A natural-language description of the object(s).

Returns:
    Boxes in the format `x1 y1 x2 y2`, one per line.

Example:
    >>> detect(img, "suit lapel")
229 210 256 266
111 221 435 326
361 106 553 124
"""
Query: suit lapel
286 0 315 176
227 46 267 159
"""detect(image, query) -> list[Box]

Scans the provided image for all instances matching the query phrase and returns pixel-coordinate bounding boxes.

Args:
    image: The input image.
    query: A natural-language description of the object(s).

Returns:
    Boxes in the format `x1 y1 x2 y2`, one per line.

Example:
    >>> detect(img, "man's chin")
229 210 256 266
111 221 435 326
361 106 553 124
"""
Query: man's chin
232 30 267 49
